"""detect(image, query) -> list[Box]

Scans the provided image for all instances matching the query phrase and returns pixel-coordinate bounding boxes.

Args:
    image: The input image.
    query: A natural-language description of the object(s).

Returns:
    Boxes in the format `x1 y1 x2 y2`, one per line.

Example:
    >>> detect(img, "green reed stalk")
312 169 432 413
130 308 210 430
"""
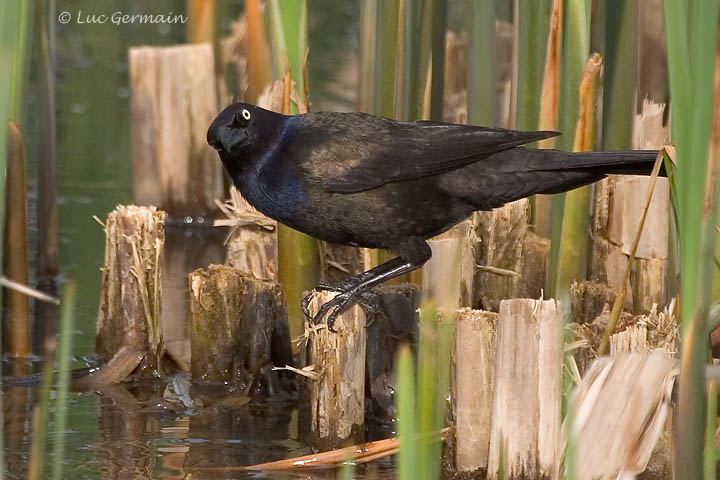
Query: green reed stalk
52 282 75 480
357 0 377 112
512 0 553 131
395 345 418 480
28 353 56 480
663 0 720 477
553 53 601 313
601 0 636 151
704 380 718 480
404 0 433 120
34 0 59 358
546 0 590 300
269 0 319 343
429 0 447 121
467 0 497 126
374 0 402 118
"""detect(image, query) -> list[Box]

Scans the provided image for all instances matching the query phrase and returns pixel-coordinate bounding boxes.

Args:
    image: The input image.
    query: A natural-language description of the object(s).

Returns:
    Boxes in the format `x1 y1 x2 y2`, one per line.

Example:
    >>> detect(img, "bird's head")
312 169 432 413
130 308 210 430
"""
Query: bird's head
207 103 261 160
208 102 289 173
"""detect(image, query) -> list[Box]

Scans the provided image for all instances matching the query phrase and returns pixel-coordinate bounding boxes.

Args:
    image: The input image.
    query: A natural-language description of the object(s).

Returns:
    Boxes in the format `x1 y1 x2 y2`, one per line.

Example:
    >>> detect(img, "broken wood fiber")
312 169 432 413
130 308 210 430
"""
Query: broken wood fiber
189 264 294 397
487 298 562 480
306 290 366 450
567 353 676 480
96 205 166 377
219 186 279 282
453 308 497 475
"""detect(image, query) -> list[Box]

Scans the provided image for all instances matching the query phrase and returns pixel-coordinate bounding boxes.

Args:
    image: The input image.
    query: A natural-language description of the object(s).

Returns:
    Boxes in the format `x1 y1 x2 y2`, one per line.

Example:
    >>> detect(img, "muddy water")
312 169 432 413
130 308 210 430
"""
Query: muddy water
4 1 391 478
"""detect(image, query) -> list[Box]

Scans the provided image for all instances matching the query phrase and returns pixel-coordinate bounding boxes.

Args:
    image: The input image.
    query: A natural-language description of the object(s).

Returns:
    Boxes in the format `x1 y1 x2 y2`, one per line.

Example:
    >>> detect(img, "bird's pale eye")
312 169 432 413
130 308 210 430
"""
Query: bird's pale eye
242 109 251 120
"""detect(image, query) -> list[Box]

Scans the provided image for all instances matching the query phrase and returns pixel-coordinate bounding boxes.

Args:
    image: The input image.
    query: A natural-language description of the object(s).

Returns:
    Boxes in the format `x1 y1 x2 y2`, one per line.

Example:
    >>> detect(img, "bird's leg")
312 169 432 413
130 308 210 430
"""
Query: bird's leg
302 238 431 331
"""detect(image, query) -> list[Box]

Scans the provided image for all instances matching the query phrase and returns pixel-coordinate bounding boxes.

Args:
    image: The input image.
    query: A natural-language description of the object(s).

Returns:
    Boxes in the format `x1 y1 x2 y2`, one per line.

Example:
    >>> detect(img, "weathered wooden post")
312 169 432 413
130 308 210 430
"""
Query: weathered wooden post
96 205 167 377
487 298 563 479
189 264 294 397
452 308 498 476
587 100 669 315
474 199 549 311
424 218 476 308
129 43 223 218
306 291 366 449
365 283 419 421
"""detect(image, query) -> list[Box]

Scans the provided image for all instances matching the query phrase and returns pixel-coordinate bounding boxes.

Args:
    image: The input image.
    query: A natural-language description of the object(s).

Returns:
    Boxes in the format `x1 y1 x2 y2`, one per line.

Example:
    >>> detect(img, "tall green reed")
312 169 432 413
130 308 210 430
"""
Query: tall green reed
51 282 76 480
267 0 319 343
512 0 553 132
663 0 720 477
546 0 591 303
467 0 497 127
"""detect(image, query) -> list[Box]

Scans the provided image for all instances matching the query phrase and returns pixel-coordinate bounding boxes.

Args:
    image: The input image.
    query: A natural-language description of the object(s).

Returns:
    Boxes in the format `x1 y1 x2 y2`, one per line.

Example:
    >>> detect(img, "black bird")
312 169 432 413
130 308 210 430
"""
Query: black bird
207 103 660 328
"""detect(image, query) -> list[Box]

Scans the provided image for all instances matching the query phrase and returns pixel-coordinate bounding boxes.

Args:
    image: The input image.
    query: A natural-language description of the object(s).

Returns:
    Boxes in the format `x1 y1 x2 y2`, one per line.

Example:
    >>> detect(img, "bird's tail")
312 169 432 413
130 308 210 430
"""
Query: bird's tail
535 149 664 177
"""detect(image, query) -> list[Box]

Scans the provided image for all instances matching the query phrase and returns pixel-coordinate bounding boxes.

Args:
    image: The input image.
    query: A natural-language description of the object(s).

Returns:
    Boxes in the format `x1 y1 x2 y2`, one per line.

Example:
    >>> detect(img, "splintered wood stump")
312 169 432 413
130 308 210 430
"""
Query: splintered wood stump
589 100 669 314
487 299 562 480
220 187 279 282
424 219 476 309
306 291 366 450
189 265 294 397
96 205 166 377
474 200 531 311
567 353 676 480
453 308 497 475
365 284 418 421
129 43 223 218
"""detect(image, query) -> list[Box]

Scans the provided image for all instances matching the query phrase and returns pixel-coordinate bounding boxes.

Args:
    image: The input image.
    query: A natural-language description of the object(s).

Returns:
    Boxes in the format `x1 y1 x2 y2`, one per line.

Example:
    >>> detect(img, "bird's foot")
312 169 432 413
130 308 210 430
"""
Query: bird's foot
301 279 369 332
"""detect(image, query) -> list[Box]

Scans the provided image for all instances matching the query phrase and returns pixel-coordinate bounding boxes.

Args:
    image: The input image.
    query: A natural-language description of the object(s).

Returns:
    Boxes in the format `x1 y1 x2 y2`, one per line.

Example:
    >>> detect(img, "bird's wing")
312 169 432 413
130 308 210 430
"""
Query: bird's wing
300 115 559 193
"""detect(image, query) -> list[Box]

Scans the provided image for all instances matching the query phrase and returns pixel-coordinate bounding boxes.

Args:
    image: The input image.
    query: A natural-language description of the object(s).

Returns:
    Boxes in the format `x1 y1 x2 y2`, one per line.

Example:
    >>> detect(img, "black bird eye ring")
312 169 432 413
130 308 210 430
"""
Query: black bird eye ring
232 108 251 128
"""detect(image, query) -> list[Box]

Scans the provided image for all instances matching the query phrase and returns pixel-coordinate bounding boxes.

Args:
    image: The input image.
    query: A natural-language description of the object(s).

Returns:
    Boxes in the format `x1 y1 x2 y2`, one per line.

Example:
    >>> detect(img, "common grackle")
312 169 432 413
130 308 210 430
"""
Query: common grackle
207 103 661 329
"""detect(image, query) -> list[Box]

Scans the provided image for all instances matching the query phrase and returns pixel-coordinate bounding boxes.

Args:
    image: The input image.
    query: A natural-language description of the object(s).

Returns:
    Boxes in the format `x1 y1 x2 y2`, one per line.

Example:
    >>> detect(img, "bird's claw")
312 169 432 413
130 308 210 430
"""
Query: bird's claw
301 287 361 332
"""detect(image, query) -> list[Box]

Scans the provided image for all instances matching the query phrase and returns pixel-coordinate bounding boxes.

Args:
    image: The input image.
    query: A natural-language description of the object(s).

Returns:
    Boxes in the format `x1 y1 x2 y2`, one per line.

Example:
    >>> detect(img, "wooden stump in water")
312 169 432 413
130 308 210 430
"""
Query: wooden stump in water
424 219 476 309
452 308 497 476
487 298 562 480
189 264 294 397
474 200 531 311
365 283 418 421
217 187 279 282
306 291 366 450
96 205 167 377
129 43 223 218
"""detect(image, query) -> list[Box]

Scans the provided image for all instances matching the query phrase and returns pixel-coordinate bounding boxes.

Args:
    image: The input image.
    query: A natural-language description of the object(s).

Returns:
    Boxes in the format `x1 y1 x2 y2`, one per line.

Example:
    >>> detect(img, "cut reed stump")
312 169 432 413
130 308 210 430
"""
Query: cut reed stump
365 283 418 421
129 43 223 218
452 308 497 476
96 205 167 377
487 298 562 480
189 264 294 397
3 122 30 356
424 219 476 308
305 291 366 450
